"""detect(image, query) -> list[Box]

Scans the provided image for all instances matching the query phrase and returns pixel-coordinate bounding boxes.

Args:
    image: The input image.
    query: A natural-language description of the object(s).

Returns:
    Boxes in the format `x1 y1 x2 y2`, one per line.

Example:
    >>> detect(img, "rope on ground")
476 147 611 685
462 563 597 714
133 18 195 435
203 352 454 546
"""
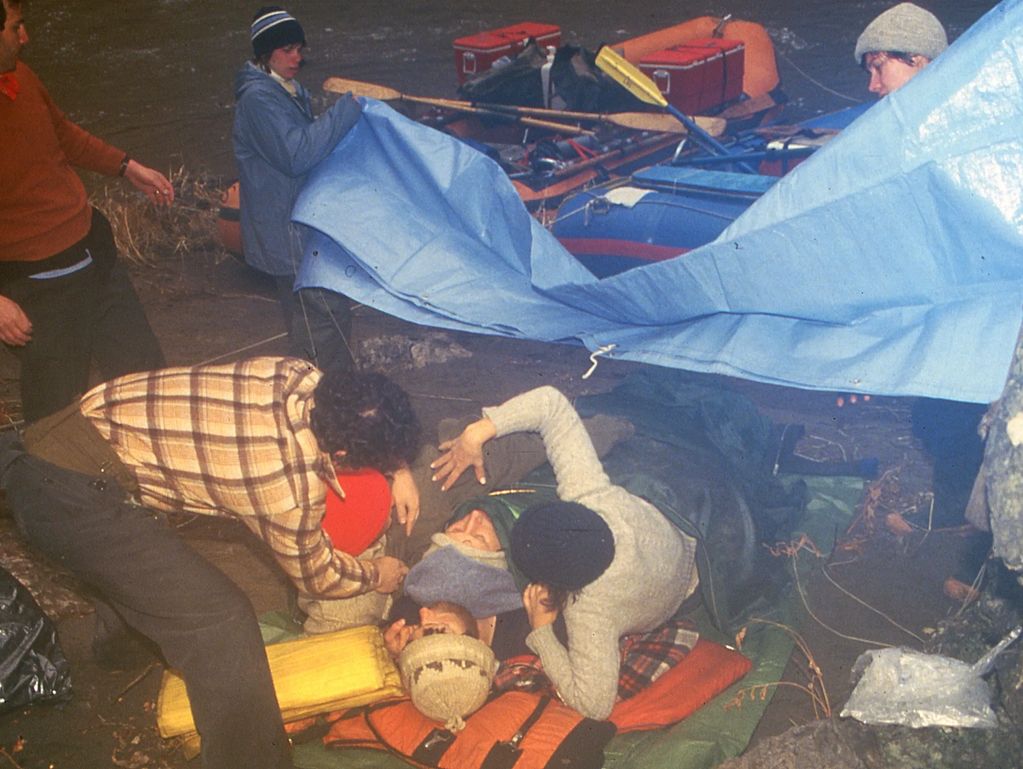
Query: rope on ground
194 332 288 366
582 343 617 379
821 564 925 643
953 558 990 619
772 539 904 649
791 556 896 648
407 391 477 403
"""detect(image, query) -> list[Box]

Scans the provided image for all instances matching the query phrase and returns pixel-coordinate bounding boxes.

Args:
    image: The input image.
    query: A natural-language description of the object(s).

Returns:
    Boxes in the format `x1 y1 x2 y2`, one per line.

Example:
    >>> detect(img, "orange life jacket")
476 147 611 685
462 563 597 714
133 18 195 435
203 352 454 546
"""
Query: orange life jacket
324 692 614 769
315 639 751 769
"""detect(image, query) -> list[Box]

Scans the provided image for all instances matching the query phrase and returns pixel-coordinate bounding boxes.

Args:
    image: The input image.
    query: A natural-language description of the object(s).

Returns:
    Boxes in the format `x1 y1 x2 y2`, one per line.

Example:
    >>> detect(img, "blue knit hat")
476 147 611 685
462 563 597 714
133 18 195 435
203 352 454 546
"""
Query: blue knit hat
251 7 306 59
406 546 523 619
510 501 615 591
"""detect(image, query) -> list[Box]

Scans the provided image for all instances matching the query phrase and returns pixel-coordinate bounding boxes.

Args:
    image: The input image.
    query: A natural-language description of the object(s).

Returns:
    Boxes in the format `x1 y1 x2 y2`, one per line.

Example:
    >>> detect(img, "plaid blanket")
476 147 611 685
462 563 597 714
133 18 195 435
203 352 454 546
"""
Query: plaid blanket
494 617 699 700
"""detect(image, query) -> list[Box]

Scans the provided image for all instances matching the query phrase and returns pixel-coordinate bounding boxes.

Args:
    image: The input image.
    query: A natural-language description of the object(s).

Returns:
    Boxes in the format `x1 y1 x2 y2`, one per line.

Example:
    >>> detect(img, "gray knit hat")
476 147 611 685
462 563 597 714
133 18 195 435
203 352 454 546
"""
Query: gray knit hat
854 3 948 64
399 634 497 732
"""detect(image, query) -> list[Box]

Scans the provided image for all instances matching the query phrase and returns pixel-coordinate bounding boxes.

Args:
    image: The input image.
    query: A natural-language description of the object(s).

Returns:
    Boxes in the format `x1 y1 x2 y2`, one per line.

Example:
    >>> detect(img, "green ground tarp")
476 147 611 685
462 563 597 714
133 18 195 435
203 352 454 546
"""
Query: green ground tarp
279 473 864 769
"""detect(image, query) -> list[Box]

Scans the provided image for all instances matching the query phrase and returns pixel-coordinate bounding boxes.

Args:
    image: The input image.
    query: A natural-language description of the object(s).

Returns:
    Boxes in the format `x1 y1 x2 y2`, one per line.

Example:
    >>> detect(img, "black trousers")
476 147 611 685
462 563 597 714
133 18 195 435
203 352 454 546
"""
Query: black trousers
0 442 293 769
274 278 355 376
1 212 164 423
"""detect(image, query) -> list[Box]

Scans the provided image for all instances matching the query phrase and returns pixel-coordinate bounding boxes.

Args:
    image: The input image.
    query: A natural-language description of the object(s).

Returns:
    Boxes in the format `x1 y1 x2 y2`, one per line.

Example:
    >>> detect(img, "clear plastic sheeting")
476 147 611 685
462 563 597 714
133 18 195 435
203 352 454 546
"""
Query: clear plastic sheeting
841 648 997 729
840 626 1022 729
295 0 1023 403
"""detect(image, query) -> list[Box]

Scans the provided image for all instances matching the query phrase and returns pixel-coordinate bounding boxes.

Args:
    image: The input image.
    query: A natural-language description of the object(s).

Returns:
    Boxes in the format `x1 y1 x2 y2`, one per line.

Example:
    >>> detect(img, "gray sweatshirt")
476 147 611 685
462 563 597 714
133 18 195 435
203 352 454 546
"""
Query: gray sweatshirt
483 386 699 719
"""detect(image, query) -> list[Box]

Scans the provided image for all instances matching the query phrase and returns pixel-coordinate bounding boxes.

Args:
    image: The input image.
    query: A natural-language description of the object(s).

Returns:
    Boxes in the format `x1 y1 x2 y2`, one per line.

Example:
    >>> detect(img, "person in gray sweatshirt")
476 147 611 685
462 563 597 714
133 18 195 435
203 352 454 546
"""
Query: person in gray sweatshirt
431 385 699 719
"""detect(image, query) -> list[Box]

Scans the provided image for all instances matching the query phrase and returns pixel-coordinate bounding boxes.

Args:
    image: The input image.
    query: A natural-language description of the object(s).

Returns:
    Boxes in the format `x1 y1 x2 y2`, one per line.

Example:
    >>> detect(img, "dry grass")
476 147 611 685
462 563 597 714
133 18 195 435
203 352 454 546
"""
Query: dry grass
91 166 230 267
728 618 832 720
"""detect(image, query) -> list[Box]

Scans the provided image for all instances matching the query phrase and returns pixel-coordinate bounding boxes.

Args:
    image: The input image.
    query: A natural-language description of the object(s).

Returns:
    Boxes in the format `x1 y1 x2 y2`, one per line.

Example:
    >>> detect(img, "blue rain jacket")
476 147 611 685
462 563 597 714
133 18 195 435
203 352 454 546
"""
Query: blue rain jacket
233 62 362 276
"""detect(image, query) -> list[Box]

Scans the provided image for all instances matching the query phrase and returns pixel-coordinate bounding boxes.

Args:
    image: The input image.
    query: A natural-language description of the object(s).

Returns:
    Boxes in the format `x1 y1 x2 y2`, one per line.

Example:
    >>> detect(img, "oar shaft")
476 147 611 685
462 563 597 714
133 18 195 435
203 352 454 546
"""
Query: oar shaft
324 75 700 135
460 103 701 135
666 104 756 173
665 104 731 155
406 94 594 135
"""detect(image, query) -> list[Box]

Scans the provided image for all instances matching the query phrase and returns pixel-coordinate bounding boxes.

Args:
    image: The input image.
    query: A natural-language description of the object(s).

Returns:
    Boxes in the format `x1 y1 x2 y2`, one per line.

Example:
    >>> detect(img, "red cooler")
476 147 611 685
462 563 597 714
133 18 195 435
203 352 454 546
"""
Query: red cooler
638 38 745 114
453 22 561 83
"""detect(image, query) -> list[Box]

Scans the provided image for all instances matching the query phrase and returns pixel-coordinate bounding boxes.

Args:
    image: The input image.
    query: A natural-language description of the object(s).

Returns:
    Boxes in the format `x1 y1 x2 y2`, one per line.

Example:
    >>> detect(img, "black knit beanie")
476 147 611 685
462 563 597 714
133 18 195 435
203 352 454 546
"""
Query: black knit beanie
251 6 306 59
510 501 615 591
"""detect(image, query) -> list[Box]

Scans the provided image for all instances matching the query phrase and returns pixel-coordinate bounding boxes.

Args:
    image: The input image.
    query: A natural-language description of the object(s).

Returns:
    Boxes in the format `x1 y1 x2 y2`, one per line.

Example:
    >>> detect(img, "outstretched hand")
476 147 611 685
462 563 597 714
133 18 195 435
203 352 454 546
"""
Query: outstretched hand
383 618 416 657
430 417 497 491
389 466 420 535
124 160 175 207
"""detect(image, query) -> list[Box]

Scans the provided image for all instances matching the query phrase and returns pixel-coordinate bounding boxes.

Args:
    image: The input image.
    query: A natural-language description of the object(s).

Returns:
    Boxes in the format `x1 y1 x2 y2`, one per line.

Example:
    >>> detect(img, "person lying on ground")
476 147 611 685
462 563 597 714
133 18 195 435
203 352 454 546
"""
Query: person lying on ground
385 593 699 714
430 385 699 720
383 600 479 658
0 357 421 769
389 546 549 660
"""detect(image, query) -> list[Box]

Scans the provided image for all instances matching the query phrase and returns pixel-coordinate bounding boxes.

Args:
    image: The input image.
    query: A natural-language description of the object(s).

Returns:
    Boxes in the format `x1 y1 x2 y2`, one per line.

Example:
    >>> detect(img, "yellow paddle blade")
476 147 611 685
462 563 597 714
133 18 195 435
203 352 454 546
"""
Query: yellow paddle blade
595 46 669 109
323 76 402 101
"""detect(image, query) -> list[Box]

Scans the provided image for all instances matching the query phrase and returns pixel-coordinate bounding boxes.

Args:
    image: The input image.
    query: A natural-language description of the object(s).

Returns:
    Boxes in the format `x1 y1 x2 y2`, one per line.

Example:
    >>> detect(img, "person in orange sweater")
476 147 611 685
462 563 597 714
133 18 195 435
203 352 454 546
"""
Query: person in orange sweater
0 0 172 423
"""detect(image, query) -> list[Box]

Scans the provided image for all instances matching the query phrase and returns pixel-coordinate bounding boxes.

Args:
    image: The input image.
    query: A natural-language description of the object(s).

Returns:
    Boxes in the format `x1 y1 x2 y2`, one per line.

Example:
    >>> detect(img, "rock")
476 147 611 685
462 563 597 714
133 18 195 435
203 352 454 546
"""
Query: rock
357 333 472 371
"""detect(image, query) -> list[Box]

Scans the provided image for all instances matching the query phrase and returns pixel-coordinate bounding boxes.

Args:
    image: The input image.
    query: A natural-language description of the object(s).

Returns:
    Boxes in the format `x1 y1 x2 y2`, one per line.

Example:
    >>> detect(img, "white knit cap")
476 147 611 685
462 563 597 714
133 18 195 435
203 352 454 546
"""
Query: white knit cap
854 3 948 64
398 633 497 732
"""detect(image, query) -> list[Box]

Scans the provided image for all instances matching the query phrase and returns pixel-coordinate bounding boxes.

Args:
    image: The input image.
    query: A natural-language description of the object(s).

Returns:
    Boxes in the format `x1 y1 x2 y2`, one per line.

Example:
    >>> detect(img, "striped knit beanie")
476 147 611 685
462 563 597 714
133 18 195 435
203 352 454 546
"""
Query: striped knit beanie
251 6 306 59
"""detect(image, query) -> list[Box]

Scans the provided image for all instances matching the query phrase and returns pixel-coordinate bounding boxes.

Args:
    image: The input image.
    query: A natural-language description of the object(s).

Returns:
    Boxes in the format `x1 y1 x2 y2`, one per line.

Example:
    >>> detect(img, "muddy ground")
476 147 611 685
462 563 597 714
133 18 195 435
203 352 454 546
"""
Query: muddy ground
0 250 1020 769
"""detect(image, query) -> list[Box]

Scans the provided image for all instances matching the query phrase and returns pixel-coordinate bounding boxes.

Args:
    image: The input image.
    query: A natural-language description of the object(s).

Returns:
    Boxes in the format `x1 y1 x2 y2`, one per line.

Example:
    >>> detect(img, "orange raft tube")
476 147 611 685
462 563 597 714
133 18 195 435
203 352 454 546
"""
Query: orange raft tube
218 18 780 256
612 16 780 100
217 181 243 257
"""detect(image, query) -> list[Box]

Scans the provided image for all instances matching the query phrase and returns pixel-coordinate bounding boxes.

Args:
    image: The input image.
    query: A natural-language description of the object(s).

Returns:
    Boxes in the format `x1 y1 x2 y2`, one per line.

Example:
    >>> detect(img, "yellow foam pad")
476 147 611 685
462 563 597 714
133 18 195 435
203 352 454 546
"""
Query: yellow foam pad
156 624 403 739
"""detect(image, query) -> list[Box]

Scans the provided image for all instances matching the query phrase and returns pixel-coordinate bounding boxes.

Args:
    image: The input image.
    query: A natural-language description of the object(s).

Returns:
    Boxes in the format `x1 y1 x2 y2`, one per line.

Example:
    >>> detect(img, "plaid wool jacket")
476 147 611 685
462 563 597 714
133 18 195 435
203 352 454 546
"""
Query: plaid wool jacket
79 356 378 598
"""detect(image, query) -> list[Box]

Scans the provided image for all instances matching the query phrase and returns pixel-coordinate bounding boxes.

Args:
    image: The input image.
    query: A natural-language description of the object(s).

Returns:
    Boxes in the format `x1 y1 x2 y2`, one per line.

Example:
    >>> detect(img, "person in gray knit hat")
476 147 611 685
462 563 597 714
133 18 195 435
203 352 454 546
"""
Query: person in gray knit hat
855 3 948 97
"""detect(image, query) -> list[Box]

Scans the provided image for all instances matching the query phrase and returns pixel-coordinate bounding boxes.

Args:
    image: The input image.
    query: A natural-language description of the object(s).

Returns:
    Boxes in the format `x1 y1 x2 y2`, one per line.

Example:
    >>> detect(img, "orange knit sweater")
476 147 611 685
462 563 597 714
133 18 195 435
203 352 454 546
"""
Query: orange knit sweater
1 61 124 263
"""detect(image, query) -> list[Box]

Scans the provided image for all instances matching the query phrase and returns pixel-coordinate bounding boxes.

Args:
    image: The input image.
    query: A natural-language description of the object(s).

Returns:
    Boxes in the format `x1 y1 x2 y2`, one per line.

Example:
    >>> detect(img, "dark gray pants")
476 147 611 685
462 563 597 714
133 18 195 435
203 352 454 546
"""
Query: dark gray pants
0 441 292 769
275 278 355 376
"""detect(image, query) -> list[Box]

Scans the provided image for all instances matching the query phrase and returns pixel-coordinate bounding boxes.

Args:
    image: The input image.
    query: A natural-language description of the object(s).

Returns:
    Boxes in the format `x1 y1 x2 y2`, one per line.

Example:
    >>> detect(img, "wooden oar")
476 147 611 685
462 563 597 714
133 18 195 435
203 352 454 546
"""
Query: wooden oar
716 92 779 122
442 99 725 137
323 76 724 136
593 46 755 172
323 77 592 135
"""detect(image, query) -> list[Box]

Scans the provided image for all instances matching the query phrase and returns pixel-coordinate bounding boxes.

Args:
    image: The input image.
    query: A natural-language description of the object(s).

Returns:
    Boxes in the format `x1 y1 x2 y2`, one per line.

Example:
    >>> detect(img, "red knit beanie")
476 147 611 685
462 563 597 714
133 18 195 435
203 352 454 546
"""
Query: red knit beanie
322 468 392 555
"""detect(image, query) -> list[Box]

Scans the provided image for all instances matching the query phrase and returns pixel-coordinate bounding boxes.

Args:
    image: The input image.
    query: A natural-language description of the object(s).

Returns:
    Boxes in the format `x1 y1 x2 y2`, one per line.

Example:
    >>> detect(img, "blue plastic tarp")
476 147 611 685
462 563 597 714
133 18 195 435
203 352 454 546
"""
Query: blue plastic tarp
295 0 1023 404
